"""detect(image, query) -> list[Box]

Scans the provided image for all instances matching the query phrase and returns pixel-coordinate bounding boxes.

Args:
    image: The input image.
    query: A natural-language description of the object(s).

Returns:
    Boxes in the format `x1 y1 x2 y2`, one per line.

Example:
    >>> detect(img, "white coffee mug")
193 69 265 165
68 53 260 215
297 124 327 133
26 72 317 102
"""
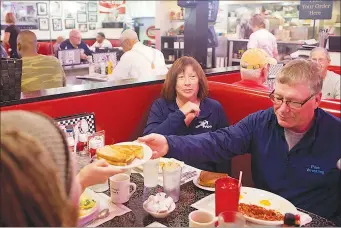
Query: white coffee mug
110 173 136 204
189 210 216 227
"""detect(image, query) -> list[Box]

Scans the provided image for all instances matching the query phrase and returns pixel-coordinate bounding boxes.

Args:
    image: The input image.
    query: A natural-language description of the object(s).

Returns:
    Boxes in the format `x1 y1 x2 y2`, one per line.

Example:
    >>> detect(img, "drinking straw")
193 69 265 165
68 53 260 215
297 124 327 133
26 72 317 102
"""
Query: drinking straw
238 171 243 188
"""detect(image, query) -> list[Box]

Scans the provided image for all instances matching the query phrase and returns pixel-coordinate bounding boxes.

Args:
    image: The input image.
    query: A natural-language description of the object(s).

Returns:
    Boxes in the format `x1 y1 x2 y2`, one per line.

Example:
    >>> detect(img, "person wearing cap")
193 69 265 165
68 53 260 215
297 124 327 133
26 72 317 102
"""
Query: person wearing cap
309 47 340 99
89 32 113 51
59 29 92 59
233 48 276 91
139 59 341 220
248 14 279 60
108 29 168 81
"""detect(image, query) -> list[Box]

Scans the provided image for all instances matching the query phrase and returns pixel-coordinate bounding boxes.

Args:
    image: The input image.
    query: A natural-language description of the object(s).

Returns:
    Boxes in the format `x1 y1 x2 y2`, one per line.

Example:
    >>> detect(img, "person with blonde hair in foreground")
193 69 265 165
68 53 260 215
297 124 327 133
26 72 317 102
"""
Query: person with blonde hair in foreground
139 59 341 222
0 111 122 226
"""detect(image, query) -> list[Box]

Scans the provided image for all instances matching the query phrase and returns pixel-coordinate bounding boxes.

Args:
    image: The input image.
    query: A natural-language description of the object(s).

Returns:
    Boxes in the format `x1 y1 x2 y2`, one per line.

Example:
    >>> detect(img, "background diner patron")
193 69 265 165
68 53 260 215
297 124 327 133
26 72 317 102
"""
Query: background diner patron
143 56 230 173
108 29 167 81
2 12 20 58
310 47 340 99
59 29 92 59
89 32 112 51
233 48 276 91
247 14 278 60
53 36 64 55
139 59 341 220
17 31 66 92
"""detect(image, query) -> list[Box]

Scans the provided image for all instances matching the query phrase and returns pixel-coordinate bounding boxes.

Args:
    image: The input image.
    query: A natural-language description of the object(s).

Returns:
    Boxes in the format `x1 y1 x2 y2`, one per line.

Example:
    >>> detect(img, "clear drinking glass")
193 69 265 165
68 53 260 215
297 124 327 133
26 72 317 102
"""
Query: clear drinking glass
163 164 182 202
143 158 160 187
218 211 246 228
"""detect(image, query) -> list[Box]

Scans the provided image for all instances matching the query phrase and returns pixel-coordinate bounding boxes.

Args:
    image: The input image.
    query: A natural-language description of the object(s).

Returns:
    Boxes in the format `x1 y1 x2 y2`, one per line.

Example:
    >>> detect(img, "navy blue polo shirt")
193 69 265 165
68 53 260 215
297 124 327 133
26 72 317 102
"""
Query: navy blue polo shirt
143 97 230 173
59 39 92 56
166 108 341 218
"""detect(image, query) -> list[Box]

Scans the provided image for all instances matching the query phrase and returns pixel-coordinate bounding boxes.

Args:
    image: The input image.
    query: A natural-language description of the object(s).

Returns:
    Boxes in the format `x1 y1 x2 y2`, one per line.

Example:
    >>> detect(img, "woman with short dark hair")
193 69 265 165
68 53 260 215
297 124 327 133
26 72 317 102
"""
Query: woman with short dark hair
143 56 230 173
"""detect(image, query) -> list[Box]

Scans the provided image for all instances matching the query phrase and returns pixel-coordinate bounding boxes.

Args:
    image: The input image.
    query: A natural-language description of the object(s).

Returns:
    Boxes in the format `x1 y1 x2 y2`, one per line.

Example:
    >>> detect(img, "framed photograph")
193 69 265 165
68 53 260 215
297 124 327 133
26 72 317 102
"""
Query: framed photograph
77 13 87 23
65 19 75 29
78 23 88 33
37 2 47 16
38 18 49 30
88 14 97 22
77 2 87 12
50 1 62 17
52 18 62 31
88 2 98 12
89 23 96 30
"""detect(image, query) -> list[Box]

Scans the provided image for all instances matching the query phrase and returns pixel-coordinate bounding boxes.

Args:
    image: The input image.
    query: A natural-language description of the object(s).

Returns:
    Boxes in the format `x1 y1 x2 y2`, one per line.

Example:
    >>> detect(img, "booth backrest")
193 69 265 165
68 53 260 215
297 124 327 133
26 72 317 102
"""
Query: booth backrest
207 72 241 84
328 65 341 75
37 42 53 55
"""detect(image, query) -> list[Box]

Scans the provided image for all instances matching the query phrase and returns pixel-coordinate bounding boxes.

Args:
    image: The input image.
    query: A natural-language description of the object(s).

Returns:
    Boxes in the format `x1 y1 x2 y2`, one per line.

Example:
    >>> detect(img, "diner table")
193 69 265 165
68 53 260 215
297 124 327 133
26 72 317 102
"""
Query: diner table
96 173 336 227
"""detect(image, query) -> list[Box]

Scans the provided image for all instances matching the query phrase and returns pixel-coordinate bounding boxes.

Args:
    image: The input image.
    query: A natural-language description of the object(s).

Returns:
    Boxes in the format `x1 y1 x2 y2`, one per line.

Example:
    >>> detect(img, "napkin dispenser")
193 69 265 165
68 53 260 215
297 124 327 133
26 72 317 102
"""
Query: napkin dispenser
0 58 22 102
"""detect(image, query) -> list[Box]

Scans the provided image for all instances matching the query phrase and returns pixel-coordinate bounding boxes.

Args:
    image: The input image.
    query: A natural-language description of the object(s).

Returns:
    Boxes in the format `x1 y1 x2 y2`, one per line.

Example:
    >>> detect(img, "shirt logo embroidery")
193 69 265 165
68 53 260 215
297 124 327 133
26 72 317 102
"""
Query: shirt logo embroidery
195 120 212 129
306 165 324 175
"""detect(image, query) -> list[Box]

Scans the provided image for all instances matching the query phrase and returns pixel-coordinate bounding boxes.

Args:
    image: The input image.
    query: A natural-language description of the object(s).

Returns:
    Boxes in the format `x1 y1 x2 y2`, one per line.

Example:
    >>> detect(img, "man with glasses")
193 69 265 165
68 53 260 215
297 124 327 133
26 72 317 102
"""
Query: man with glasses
59 29 92 60
310 47 340 99
139 59 341 222
108 29 167 81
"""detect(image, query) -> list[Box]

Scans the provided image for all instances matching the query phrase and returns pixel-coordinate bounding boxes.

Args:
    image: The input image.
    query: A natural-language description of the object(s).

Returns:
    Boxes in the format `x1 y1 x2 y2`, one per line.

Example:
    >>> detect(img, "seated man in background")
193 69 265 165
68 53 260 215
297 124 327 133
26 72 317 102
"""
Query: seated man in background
17 31 65 92
90 32 112 51
59 29 92 59
233 48 276 91
53 36 64 56
139 59 341 221
310 47 340 99
108 29 168 81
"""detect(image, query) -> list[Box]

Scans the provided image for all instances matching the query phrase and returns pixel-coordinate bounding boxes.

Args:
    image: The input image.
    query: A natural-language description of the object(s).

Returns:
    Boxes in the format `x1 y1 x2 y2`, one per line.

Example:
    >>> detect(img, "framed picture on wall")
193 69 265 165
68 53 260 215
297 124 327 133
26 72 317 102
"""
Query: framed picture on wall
89 23 96 30
65 19 75 29
37 2 48 16
88 2 98 12
77 2 87 13
50 1 62 17
88 14 97 22
38 18 49 31
77 13 87 23
52 18 62 31
78 23 88 33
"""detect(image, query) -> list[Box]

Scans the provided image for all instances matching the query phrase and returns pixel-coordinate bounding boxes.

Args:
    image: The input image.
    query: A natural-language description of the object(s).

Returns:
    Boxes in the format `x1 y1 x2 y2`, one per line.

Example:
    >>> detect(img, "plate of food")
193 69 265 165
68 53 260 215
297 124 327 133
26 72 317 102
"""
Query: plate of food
193 171 228 192
96 141 152 169
134 158 184 173
238 187 298 226
78 191 100 226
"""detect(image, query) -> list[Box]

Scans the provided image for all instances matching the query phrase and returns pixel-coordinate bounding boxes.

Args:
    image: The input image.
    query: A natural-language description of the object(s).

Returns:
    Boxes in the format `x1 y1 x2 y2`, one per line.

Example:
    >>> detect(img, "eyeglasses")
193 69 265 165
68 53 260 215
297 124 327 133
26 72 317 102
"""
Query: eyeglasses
269 90 316 109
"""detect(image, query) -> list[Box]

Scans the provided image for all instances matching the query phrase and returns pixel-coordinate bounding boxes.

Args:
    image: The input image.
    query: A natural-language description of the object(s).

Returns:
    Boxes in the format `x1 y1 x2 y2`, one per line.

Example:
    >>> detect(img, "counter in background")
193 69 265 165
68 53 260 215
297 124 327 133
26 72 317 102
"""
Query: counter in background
0 66 240 107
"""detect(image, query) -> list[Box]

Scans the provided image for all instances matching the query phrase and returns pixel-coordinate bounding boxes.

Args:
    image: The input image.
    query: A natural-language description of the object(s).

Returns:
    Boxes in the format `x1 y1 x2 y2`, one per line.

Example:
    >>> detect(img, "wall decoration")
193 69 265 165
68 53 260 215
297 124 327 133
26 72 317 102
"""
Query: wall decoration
1 2 38 30
38 18 49 31
88 2 98 12
79 23 88 32
52 18 62 31
89 23 96 30
88 14 97 22
146 25 156 39
77 2 87 13
65 19 75 29
50 1 62 17
37 2 47 16
77 13 87 23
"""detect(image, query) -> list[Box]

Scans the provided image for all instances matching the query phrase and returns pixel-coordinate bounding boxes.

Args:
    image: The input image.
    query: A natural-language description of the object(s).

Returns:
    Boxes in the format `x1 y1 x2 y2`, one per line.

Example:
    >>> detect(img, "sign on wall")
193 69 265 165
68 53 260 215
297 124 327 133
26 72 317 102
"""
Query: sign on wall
299 0 333 20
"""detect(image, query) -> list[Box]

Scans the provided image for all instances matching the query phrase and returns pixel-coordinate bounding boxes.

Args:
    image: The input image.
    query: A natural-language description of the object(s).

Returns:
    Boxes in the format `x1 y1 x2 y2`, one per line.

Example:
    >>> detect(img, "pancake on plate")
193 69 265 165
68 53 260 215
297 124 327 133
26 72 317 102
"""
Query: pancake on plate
96 144 144 166
198 171 228 188
79 194 97 217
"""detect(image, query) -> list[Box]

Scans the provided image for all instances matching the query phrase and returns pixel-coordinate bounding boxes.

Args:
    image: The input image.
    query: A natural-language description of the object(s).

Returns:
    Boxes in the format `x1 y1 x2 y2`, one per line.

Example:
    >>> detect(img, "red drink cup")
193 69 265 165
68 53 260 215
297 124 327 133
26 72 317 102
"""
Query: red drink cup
215 177 240 216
